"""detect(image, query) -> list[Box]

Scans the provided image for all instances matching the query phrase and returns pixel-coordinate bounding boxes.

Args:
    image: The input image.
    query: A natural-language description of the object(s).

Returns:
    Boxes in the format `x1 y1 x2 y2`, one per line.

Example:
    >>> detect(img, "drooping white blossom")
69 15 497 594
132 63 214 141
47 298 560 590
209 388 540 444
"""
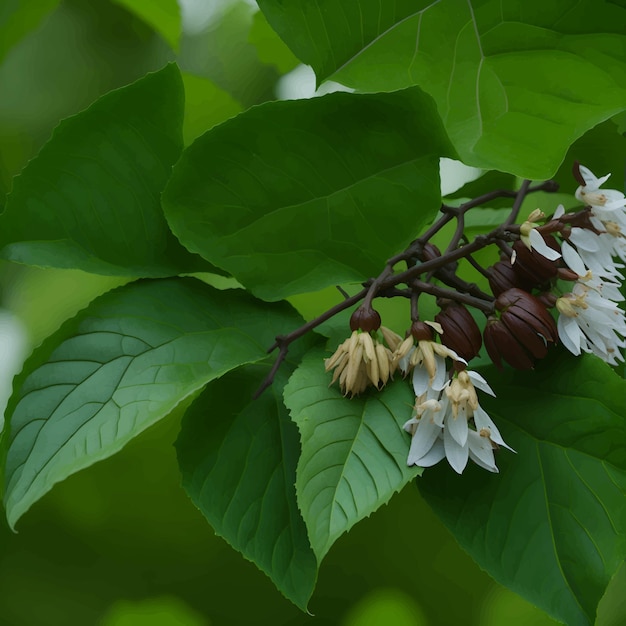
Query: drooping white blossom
518 208 561 261
575 165 626 212
557 239 626 364
570 165 626 261
403 370 514 474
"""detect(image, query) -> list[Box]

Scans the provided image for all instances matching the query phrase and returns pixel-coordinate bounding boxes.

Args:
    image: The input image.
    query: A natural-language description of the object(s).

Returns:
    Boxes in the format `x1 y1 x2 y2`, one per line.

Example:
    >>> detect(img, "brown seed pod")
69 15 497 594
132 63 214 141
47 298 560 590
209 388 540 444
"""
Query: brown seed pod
484 288 558 369
435 302 482 362
511 237 560 288
488 260 533 296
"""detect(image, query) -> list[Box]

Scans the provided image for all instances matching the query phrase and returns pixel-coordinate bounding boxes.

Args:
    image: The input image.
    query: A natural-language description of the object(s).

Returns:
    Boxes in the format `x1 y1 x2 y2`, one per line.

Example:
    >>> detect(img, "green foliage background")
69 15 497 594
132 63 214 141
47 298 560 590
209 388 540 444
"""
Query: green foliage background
0 1 623 625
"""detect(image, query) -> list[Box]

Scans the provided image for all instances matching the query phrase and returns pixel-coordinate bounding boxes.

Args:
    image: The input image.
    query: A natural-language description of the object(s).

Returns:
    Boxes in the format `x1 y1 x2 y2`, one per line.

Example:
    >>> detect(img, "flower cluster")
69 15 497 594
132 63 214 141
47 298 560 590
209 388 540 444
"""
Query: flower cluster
320 163 625 476
403 369 514 474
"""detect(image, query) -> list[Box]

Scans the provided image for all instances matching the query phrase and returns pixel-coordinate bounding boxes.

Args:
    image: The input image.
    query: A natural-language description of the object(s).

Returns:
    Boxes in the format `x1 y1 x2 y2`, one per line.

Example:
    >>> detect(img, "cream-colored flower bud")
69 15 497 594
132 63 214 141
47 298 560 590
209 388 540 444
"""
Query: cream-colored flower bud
380 326 403 351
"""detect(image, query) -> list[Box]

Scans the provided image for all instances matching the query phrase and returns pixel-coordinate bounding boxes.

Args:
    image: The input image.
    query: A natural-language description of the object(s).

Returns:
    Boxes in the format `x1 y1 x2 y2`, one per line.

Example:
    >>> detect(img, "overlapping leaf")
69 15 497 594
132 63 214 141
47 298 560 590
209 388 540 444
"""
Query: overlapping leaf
0 64 213 277
419 353 626 626
177 357 318 610
2 277 305 529
284 349 421 561
111 0 181 51
163 87 456 301
259 0 626 178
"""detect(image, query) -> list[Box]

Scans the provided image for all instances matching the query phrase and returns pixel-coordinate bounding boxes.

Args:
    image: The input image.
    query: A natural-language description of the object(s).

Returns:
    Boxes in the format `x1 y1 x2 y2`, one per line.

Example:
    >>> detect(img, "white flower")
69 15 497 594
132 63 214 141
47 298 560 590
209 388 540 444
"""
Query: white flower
556 283 626 365
517 208 561 261
575 165 626 212
403 370 514 474
561 241 624 299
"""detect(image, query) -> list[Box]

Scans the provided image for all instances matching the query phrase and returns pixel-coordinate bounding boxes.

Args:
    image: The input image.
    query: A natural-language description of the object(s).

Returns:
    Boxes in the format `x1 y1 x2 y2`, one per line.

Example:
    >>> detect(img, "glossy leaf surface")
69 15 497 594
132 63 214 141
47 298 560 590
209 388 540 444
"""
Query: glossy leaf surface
163 87 455 300
2 278 303 528
284 349 421 561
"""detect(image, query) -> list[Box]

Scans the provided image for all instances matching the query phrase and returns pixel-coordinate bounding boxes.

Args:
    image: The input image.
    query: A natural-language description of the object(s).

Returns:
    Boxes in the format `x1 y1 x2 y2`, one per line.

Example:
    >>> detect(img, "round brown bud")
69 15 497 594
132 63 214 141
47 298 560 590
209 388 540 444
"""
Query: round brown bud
410 320 434 341
350 306 381 332
435 302 482 361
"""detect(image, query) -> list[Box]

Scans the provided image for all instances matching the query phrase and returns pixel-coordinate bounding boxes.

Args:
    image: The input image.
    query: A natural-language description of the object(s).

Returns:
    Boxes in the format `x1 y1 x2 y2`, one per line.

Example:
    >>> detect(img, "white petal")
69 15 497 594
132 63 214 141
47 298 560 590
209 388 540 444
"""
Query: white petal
402 417 418 434
411 437 446 467
554 204 565 219
579 165 609 189
407 417 441 463
562 240 586 276
412 365 430 396
569 228 599 252
446 411 469 447
529 228 561 260
444 426 469 474
467 371 496 396
558 314 581 355
467 430 499 472
431 354 448 391
473 405 515 452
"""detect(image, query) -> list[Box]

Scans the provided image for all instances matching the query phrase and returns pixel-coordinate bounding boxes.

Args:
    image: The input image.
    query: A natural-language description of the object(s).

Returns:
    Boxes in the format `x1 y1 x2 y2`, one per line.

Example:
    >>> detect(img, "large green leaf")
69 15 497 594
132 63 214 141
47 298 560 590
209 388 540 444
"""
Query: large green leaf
163 87 456 301
258 0 626 178
177 357 318 610
0 0 59 63
418 353 626 626
284 348 421 562
2 277 303 529
0 64 212 277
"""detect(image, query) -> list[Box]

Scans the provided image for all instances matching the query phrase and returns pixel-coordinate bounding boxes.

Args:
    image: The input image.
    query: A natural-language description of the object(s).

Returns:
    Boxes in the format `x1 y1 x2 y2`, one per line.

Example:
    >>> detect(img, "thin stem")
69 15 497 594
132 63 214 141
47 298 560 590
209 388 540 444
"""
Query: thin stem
465 254 493 279
503 179 531 226
254 179 559 395
411 280 495 313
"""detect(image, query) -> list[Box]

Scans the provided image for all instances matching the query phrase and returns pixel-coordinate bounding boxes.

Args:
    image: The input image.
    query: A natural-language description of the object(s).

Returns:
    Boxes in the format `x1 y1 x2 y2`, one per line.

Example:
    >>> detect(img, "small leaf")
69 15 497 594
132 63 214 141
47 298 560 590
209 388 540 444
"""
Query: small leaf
163 88 456 301
259 0 626 178
111 0 181 51
284 348 421 562
177 357 319 610
0 64 213 277
2 277 303 529
419 353 626 626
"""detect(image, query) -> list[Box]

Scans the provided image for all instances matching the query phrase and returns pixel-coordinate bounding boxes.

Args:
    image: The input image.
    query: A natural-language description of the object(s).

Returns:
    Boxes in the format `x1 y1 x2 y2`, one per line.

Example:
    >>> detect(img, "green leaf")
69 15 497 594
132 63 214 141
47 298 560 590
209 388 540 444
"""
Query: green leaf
418 353 626 626
596 561 626 626
163 88 456 301
111 0 181 51
181 72 242 145
259 0 626 179
248 9 300 74
553 119 626 198
0 64 212 277
284 348 421 562
2 277 303 529
176 358 318 610
0 0 60 63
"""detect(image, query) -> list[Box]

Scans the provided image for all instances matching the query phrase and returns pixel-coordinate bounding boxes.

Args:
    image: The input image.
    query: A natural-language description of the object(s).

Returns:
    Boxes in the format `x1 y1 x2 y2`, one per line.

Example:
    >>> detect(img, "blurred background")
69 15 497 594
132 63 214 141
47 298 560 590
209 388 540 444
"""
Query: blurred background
0 0 602 624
